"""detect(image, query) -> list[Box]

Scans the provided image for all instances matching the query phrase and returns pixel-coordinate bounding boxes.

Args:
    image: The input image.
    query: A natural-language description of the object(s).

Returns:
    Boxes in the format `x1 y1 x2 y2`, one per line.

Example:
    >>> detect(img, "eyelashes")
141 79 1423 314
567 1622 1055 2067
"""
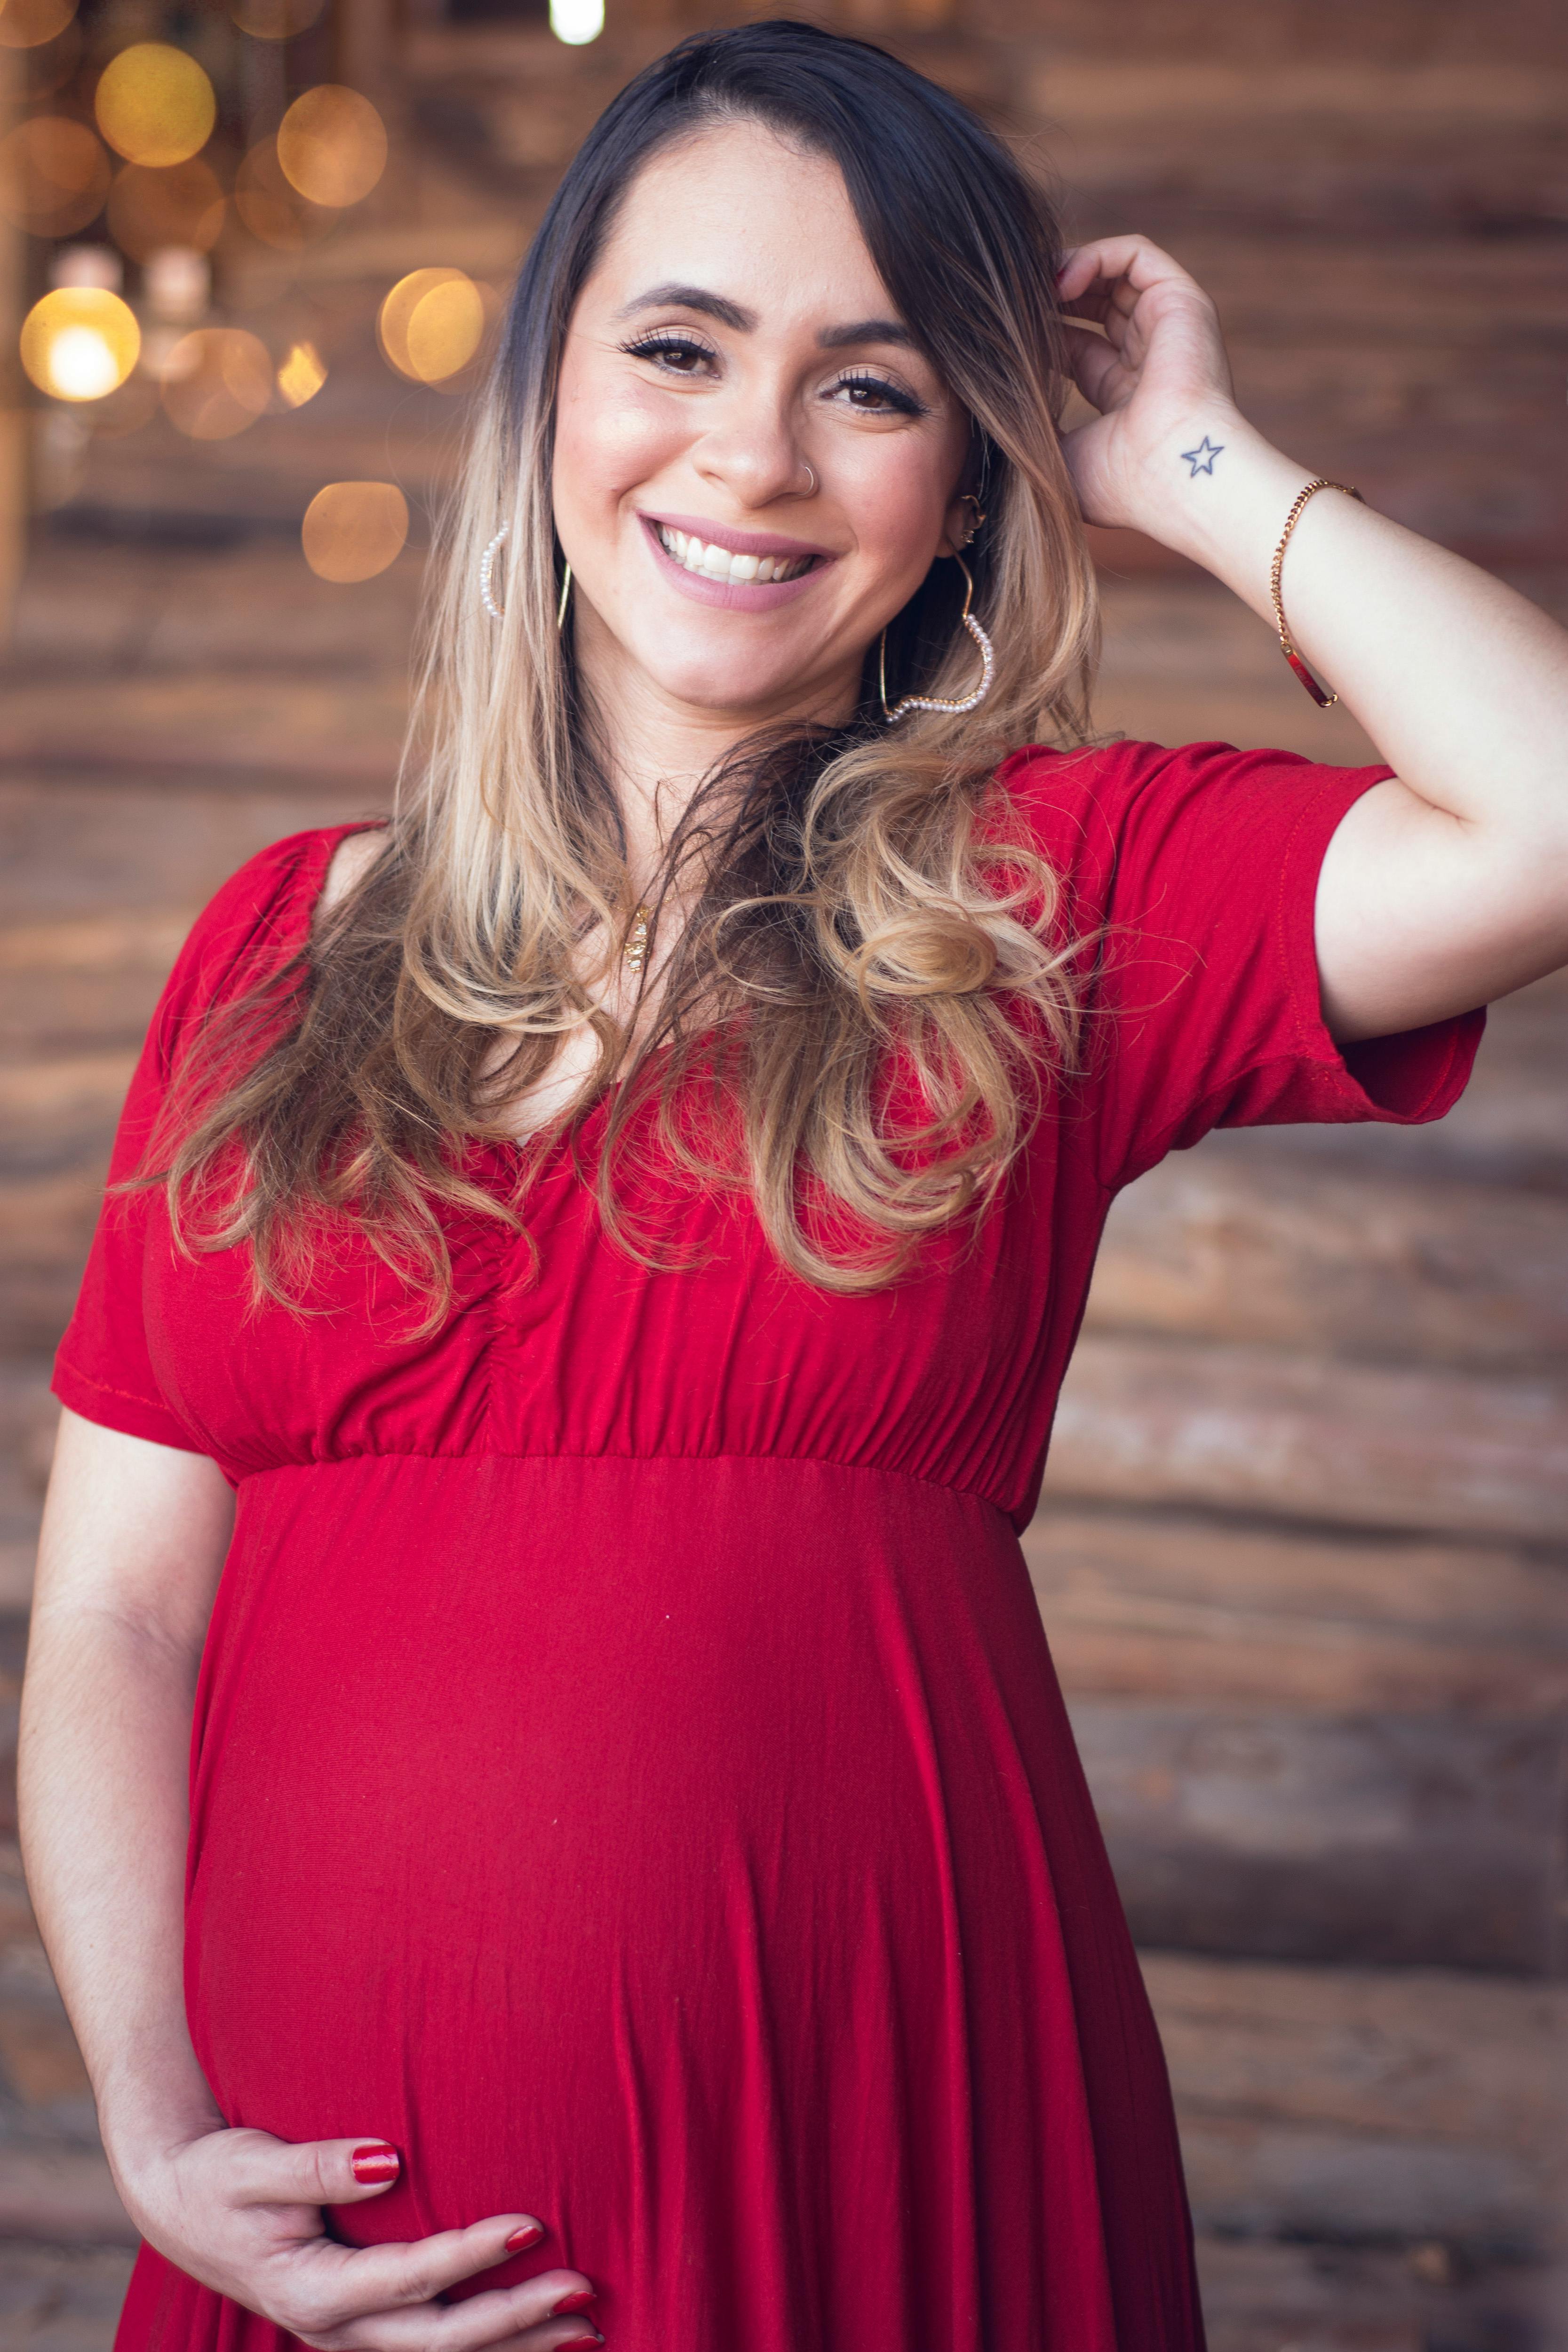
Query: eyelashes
619 331 713 371
618 332 927 416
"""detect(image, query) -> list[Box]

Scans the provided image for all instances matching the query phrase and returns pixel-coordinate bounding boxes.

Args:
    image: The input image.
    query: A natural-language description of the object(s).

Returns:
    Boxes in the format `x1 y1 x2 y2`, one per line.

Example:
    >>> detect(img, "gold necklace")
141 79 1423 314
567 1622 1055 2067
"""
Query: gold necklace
624 903 651 978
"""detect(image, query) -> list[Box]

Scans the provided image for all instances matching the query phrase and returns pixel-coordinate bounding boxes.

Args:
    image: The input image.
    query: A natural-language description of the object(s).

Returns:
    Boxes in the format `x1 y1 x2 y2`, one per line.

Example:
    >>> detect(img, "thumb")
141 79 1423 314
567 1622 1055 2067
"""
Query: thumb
225 2130 405 2209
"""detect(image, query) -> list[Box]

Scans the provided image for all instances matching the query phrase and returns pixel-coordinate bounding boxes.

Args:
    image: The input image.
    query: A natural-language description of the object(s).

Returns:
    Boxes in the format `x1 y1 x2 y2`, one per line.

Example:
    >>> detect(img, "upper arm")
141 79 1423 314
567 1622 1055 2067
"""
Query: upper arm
33 1409 233 1659
1314 777 1568 1042
314 826 390 935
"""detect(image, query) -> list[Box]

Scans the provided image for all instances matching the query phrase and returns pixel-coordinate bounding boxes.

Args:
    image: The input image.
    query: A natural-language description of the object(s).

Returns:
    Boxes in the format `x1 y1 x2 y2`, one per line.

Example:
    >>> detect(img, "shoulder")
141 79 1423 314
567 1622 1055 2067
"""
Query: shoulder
158 822 388 1045
317 822 391 924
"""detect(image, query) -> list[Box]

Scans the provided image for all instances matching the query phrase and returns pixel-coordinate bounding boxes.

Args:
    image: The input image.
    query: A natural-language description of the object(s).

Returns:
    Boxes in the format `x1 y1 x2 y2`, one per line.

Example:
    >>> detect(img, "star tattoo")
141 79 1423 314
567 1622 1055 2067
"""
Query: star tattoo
1180 435 1225 476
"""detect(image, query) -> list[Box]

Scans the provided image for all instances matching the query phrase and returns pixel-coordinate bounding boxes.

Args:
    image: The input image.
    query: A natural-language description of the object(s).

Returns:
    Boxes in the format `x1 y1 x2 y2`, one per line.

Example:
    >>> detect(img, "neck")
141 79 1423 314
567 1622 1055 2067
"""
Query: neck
572 612 865 890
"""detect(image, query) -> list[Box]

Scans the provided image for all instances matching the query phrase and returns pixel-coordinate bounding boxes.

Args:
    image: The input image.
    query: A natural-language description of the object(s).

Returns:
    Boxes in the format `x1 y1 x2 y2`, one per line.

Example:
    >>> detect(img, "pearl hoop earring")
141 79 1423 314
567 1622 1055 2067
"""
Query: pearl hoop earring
879 554 995 724
480 520 508 621
479 520 573 634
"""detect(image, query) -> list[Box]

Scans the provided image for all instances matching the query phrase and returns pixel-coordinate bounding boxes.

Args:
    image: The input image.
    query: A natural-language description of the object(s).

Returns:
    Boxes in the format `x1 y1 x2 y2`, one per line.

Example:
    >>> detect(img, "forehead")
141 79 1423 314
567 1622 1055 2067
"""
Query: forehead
586 119 895 323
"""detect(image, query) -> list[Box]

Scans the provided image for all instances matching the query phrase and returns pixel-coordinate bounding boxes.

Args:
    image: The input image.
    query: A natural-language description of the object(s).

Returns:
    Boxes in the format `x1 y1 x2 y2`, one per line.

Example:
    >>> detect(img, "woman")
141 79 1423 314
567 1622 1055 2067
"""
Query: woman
19 19 1568 2352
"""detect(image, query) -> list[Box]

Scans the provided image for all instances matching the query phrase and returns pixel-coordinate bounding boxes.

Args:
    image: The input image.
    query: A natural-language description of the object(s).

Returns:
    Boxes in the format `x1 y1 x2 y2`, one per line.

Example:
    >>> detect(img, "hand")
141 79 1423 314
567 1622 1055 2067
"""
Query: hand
114 2125 601 2350
1053 233 1243 535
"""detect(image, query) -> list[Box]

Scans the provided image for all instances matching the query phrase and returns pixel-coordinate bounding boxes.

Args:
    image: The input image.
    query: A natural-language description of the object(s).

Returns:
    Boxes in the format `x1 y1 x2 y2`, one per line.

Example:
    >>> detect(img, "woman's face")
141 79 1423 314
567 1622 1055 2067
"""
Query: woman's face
551 119 973 735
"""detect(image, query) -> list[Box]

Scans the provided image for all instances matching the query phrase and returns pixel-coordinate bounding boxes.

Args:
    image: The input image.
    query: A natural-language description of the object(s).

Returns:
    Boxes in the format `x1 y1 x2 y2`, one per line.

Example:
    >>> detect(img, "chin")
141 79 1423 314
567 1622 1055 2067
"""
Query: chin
639 639 828 723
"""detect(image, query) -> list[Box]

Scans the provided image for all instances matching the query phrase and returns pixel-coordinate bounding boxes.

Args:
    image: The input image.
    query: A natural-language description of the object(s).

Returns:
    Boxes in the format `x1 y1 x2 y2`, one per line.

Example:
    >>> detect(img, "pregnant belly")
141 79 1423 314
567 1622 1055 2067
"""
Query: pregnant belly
185 1452 1134 2344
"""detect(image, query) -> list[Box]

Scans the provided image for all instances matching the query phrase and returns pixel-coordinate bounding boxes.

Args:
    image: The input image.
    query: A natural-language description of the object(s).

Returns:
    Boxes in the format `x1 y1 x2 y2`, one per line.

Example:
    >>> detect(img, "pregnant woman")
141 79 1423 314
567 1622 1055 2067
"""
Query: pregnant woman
20 20 1568 2352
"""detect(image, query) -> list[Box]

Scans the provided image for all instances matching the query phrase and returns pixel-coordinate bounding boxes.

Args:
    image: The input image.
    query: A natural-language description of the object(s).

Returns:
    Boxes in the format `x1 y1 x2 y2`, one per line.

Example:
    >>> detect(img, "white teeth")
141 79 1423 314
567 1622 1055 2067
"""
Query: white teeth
654 523 811 586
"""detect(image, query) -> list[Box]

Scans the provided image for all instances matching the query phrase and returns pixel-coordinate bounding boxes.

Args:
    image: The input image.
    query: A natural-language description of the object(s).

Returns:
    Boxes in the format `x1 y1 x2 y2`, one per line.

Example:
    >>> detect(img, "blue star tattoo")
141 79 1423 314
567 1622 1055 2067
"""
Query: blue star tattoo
1180 435 1224 476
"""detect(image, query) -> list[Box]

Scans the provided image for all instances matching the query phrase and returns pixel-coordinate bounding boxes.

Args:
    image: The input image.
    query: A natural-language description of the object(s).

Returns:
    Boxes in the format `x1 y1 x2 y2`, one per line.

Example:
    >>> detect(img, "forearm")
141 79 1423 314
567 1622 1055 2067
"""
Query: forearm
18 1608 223 2175
1136 407 1568 848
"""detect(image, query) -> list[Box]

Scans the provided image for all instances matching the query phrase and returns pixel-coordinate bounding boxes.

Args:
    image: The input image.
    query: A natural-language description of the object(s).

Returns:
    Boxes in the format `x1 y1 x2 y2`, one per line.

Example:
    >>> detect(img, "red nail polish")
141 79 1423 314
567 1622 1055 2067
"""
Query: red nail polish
505 2222 545 2252
351 2142 400 2184
557 2335 602 2349
550 2288 596 2313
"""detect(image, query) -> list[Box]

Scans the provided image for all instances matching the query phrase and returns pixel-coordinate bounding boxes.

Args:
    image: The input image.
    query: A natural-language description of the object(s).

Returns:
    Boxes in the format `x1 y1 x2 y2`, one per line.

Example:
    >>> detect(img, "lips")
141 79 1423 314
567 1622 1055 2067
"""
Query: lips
638 512 836 612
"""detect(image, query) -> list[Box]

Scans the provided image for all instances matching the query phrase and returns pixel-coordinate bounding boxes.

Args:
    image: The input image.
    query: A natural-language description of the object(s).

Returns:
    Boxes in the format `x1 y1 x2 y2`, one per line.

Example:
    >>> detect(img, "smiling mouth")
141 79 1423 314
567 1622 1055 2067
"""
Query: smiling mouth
653 521 820 586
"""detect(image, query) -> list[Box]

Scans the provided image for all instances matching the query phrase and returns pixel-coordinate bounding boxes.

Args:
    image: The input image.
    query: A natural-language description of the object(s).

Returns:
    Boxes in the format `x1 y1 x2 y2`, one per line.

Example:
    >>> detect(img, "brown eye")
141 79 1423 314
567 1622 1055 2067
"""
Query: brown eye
831 370 923 419
621 333 715 375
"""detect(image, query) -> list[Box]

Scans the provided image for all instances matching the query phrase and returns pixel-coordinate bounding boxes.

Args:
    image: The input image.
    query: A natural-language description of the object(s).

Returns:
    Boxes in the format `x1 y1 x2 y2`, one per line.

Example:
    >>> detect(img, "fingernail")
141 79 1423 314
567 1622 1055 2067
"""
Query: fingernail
550 2288 596 2313
557 2335 603 2349
505 2221 546 2252
351 2142 399 2184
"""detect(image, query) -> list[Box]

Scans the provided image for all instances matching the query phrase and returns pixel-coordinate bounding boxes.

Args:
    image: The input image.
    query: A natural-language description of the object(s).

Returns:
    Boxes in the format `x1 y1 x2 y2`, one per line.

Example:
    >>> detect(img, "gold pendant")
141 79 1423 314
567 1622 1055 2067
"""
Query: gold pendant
624 903 650 978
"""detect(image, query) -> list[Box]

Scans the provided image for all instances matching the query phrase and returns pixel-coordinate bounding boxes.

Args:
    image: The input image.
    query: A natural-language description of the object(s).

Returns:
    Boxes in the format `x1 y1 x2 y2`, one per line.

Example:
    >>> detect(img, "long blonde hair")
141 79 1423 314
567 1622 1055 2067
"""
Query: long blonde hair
154 21 1108 1323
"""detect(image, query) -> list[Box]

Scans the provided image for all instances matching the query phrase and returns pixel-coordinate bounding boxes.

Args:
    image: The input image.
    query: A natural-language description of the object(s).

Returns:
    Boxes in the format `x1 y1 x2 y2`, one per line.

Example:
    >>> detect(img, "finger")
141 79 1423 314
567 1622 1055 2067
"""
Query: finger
302 2271 597 2351
219 2131 407 2209
1057 232 1195 302
1057 326 1130 415
277 2230 578 2336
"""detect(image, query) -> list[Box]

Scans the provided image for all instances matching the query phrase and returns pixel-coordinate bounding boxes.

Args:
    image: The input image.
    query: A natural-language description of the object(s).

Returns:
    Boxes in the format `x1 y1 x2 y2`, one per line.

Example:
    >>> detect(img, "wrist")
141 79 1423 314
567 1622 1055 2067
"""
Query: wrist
98 2082 226 2193
1125 410 1317 616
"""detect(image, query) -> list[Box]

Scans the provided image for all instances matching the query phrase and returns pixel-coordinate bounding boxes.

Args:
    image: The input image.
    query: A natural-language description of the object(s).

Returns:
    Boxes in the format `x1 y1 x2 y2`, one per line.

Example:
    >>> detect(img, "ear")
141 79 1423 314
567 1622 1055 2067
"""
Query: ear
936 490 971 560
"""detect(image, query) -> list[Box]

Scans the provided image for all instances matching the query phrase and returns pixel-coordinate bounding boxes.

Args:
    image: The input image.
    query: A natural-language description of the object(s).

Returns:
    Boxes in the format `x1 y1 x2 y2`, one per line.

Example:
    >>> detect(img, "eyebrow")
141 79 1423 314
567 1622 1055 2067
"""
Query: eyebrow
614 284 915 350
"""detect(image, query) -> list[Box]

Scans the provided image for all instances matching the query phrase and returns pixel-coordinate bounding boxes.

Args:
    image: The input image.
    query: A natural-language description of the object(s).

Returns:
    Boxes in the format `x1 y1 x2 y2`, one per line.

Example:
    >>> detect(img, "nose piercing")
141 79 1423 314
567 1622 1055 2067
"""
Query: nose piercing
800 462 818 497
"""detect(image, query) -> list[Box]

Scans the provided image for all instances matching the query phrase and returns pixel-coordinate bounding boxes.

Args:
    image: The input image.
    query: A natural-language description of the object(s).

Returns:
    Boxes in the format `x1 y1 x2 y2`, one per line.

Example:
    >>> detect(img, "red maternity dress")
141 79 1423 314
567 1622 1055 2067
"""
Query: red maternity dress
55 736 1483 2352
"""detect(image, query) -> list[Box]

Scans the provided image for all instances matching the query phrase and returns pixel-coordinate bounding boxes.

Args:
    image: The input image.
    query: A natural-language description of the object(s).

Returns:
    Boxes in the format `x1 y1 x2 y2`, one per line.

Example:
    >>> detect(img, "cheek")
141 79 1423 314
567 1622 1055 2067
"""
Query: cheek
554 369 688 525
840 437 955 572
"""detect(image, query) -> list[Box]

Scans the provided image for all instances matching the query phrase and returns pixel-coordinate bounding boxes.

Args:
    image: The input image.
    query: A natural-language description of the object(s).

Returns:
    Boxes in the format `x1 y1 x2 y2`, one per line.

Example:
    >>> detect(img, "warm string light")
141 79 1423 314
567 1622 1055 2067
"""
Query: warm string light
302 484 409 583
11 18 397 568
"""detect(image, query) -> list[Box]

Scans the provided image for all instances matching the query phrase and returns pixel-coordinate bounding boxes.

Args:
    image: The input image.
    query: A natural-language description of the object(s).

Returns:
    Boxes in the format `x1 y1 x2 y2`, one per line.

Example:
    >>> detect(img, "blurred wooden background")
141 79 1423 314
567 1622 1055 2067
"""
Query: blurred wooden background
0 0 1563 2344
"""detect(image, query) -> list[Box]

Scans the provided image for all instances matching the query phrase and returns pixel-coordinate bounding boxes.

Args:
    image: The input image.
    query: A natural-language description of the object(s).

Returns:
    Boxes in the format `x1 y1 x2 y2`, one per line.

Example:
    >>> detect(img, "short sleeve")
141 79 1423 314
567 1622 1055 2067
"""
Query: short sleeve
51 825 370 1452
1003 738 1487 1196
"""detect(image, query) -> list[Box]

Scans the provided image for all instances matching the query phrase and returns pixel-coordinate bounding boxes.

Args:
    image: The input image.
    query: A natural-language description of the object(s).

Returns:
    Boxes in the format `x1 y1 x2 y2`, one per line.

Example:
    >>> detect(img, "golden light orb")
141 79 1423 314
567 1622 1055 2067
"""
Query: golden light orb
94 43 216 168
378 267 487 384
406 275 485 383
20 284 139 399
276 339 326 408
0 115 111 237
160 326 273 438
302 481 409 583
0 0 79 51
276 85 385 210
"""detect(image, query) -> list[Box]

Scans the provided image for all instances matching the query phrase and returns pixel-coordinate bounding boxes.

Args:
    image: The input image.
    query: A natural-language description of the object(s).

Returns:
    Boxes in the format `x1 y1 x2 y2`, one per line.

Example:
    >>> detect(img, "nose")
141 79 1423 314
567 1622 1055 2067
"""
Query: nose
690 387 814 510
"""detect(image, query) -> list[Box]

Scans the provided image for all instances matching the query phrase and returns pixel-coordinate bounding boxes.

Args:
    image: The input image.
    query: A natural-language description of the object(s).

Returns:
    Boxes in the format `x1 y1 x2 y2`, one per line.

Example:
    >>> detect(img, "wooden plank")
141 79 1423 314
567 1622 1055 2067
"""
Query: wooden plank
1076 1702 1565 1971
1045 1333 1568 1541
1143 1951 1568 2253
1025 1508 1568 1714
1087 1154 1568 1369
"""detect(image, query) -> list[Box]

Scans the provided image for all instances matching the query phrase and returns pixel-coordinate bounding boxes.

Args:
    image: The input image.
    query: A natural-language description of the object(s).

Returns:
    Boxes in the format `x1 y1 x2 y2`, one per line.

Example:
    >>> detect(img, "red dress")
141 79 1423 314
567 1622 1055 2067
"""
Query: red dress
54 738 1483 2352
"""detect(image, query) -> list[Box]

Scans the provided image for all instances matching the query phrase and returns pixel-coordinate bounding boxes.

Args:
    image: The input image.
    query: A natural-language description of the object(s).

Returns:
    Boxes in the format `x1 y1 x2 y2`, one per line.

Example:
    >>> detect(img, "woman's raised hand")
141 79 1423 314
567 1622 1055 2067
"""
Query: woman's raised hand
1051 233 1243 535
115 2125 602 2350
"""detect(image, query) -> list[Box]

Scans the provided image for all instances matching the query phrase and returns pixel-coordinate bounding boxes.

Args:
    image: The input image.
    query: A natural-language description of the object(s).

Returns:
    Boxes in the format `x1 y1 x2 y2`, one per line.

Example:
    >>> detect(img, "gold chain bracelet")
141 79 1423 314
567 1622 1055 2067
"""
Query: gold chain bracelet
1269 477 1365 707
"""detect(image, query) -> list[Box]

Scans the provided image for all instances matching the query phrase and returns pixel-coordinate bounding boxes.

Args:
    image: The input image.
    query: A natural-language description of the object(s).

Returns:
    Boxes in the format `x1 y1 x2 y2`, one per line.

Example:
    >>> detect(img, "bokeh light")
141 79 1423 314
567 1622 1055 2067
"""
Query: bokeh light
95 43 216 168
234 138 331 250
20 285 140 399
302 481 408 582
276 86 386 210
230 0 326 36
106 157 224 261
0 0 78 51
549 0 603 44
0 116 111 237
378 267 486 384
276 339 326 407
160 326 273 438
